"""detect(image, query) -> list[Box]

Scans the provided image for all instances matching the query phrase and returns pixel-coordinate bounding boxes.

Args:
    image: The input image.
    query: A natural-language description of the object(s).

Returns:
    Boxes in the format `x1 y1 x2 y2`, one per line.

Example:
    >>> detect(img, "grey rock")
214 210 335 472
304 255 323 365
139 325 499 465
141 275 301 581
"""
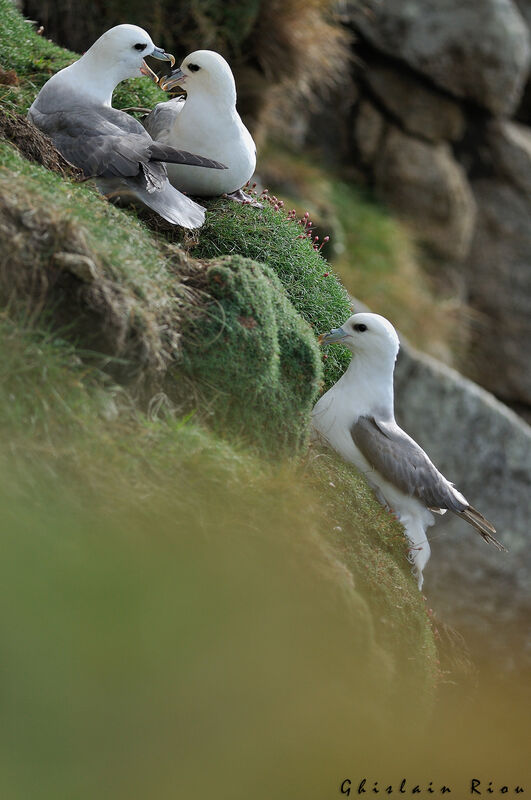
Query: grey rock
365 63 465 142
465 177 531 405
347 0 531 116
514 0 531 30
394 343 531 670
485 118 531 195
374 125 476 260
354 100 386 164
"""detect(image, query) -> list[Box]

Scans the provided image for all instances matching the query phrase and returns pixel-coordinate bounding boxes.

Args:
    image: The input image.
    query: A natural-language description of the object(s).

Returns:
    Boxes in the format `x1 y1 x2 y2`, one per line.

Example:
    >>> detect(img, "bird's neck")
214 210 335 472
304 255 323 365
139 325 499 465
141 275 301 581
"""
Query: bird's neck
339 351 396 418
184 87 238 118
66 53 127 106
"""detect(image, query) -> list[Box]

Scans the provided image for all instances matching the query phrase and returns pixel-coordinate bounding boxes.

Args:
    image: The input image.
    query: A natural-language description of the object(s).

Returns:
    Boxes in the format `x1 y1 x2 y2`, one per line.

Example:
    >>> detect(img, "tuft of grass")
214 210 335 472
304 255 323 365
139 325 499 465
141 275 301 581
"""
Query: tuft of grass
0 413 435 799
0 140 186 387
0 313 111 441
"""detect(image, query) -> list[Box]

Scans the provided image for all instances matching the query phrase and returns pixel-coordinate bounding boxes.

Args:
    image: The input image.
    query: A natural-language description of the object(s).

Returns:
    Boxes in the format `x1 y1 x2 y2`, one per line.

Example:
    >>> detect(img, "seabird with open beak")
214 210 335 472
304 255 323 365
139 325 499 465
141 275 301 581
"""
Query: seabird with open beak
28 25 227 228
144 50 257 203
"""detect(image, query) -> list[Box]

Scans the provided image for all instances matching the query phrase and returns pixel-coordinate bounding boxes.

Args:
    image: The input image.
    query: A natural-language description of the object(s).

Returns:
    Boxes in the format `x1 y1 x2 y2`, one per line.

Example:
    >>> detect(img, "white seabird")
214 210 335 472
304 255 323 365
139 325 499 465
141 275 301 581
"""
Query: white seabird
312 312 506 589
28 25 227 228
144 50 257 201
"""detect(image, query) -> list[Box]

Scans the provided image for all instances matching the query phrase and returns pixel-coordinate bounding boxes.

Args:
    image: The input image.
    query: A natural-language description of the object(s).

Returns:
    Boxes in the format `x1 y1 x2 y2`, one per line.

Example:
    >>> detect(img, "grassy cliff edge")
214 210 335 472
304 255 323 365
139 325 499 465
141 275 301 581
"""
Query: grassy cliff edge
0 4 439 794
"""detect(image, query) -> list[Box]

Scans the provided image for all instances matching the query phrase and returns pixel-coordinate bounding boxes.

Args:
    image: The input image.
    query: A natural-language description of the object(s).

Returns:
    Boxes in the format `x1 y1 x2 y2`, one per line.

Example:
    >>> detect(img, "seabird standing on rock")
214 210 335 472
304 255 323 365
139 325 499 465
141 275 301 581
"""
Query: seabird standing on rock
144 50 257 202
28 25 227 228
312 312 506 589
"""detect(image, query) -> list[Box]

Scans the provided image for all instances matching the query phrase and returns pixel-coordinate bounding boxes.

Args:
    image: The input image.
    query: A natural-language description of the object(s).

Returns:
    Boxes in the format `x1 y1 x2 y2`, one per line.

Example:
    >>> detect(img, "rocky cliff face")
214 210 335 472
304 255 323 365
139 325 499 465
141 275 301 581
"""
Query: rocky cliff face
395 342 531 672
304 0 531 416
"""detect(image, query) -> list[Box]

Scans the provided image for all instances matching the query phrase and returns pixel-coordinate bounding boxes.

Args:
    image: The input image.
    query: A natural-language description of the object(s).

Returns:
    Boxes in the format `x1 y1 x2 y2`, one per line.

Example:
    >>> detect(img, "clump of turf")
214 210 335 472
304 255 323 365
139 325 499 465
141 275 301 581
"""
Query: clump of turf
182 198 353 389
177 255 322 455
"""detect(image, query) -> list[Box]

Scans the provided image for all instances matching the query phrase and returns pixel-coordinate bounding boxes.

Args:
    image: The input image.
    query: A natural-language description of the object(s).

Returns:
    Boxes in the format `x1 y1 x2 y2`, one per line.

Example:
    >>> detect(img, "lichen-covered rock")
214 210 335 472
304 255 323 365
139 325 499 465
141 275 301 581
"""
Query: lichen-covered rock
364 63 465 142
347 0 531 116
394 343 531 669
373 125 476 260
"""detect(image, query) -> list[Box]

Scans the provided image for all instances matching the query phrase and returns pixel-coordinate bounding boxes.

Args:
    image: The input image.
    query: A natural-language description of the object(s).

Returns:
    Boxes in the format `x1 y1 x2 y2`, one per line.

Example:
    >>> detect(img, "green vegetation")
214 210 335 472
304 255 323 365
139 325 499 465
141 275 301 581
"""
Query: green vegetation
0 7 443 792
179 255 322 454
186 198 353 388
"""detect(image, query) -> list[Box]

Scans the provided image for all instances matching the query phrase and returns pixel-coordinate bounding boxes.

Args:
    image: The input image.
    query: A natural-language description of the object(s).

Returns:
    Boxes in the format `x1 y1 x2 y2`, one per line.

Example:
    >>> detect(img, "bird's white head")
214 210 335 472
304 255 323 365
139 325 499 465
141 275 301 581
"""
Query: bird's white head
160 50 237 105
319 312 400 363
81 24 174 85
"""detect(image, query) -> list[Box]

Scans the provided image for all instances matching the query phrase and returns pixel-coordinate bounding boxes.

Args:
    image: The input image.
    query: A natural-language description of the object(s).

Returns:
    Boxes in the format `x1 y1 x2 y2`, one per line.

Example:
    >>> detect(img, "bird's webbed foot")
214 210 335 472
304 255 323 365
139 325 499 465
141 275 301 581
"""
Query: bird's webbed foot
223 189 263 208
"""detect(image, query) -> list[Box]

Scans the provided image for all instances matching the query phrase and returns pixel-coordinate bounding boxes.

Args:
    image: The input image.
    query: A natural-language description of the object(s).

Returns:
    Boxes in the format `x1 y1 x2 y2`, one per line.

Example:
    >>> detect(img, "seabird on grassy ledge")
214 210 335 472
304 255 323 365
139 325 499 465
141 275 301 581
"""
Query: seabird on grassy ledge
312 312 506 589
144 50 257 203
28 25 227 228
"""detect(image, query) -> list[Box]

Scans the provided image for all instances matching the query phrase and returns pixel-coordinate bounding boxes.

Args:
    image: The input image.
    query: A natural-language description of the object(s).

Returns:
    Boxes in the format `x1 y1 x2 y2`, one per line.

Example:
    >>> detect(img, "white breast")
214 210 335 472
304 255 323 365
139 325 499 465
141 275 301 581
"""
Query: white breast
164 104 256 196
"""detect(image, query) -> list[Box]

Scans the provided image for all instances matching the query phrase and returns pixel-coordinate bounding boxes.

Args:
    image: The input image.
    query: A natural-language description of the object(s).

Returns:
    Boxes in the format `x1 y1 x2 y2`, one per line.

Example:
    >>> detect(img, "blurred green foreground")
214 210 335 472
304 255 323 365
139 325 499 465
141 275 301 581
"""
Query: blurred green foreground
0 322 528 799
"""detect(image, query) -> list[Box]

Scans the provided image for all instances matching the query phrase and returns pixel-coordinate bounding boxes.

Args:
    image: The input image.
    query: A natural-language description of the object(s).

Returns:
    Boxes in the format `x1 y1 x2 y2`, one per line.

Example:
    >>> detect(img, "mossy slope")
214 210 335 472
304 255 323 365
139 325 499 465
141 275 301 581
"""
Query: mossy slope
0 7 439 790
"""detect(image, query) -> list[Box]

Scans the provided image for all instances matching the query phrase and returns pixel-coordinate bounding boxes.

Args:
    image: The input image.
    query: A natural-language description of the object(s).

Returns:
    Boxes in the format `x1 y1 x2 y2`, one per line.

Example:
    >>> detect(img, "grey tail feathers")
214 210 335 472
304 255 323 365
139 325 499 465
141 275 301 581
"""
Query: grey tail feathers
149 143 227 171
134 181 205 228
460 505 507 552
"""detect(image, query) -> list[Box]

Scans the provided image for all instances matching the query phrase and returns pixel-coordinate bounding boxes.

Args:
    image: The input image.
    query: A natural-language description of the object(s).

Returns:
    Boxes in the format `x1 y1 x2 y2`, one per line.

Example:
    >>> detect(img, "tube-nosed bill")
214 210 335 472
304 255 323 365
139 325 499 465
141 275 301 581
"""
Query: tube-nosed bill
160 67 186 92
318 327 348 346
140 47 175 83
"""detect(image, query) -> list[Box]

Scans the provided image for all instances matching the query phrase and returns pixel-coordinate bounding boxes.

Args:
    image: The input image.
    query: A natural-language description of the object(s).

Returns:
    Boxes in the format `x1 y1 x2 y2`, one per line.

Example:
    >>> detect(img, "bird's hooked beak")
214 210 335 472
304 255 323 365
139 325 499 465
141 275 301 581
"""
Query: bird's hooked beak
318 327 348 346
140 47 175 83
151 46 175 65
160 67 187 92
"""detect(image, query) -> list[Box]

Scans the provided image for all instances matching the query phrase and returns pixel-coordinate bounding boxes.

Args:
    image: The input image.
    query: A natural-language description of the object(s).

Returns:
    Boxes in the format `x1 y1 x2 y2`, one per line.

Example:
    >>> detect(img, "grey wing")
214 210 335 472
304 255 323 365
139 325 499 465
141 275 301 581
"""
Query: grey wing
351 416 467 512
31 105 225 178
32 106 161 179
144 98 185 142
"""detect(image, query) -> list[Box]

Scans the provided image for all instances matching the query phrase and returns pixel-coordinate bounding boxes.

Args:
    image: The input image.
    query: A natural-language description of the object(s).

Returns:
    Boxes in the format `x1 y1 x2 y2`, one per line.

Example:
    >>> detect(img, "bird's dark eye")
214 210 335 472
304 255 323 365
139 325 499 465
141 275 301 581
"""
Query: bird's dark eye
354 323 368 332
134 43 147 51
187 63 200 72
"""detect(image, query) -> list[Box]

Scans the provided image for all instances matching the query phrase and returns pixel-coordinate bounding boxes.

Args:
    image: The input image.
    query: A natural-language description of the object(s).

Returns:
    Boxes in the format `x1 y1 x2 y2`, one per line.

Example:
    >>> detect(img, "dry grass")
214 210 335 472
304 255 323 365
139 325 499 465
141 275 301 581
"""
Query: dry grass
251 0 351 98
0 107 83 179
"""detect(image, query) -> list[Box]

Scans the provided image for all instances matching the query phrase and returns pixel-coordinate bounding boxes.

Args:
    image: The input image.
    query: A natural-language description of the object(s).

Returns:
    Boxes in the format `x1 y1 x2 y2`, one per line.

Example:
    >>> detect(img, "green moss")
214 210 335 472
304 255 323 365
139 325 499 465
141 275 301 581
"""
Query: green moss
177 255 322 455
0 0 166 115
187 198 353 389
